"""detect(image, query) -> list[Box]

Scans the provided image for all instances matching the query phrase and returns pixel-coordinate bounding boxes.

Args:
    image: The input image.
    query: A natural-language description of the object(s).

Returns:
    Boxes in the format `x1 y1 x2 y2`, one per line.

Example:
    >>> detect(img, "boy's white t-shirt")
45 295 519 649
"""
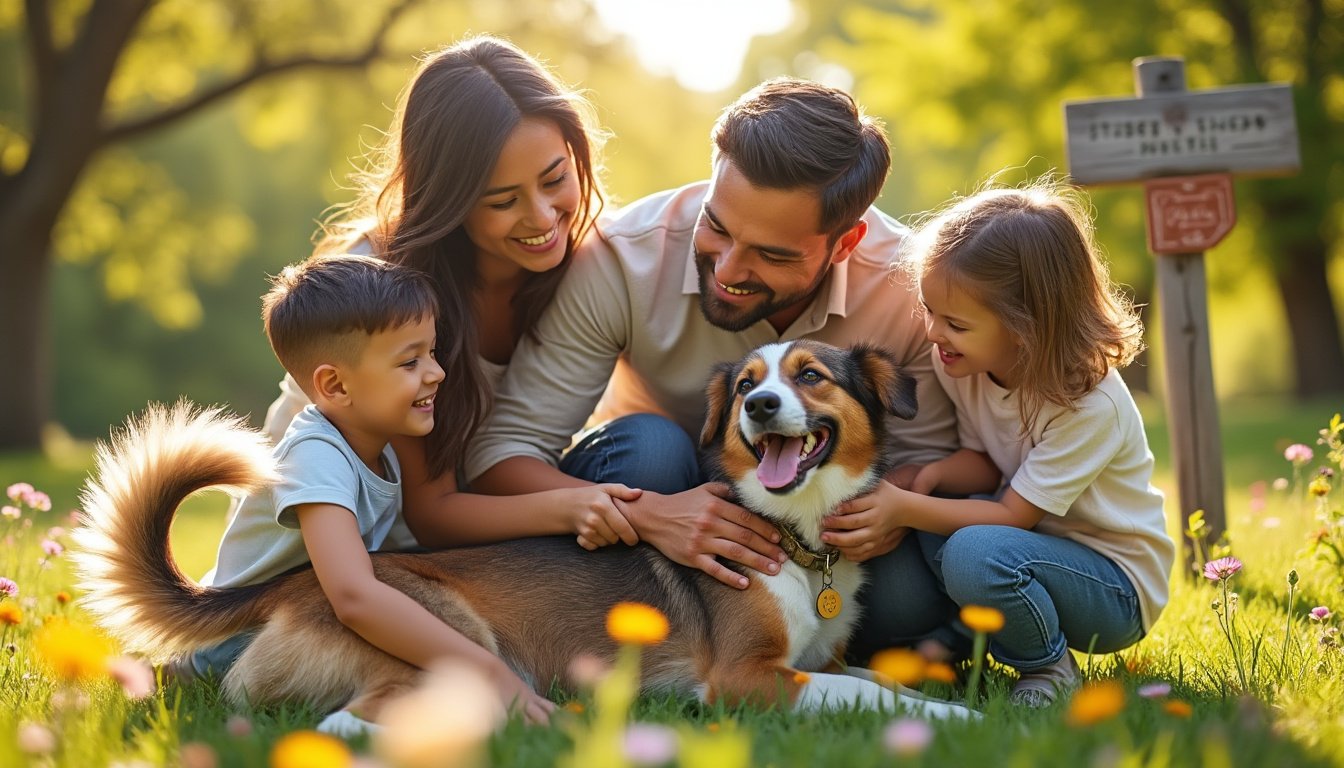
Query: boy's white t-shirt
202 405 406 588
933 357 1175 630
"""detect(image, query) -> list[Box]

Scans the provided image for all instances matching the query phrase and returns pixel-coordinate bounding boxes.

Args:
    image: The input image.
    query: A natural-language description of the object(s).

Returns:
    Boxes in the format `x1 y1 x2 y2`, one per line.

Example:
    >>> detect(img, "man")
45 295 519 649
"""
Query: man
466 78 960 659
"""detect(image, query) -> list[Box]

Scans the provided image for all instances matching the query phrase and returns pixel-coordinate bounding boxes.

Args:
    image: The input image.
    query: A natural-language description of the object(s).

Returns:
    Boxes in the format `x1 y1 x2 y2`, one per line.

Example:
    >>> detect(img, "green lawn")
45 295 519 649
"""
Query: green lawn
2 397 1342 767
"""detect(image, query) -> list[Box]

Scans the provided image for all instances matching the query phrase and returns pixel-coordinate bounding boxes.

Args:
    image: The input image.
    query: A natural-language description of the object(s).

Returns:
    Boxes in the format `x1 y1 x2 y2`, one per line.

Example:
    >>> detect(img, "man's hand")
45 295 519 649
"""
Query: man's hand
618 482 787 589
821 481 910 563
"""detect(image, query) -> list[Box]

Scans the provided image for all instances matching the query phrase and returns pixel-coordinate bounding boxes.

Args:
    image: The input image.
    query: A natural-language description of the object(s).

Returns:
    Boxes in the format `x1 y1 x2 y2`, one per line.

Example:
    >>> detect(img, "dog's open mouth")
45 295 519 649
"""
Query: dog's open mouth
752 425 833 492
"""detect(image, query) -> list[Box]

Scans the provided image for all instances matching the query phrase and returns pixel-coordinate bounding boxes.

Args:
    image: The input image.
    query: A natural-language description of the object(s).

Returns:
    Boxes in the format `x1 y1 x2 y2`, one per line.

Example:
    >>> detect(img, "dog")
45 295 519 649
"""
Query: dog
72 340 974 725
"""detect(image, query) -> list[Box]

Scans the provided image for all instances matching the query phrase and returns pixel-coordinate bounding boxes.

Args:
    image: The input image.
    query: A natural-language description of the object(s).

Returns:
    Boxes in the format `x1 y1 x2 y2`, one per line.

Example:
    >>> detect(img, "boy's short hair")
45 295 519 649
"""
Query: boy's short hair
262 254 439 386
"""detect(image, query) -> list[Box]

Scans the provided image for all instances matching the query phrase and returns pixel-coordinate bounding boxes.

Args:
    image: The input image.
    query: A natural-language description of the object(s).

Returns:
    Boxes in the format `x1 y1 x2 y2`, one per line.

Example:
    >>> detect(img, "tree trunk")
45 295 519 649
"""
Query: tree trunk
0 195 56 450
1273 236 1344 397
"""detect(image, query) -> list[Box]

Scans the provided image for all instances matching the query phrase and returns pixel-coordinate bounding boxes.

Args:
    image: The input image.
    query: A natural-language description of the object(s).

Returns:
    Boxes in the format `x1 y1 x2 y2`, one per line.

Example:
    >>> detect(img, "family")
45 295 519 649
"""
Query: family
180 35 1177 728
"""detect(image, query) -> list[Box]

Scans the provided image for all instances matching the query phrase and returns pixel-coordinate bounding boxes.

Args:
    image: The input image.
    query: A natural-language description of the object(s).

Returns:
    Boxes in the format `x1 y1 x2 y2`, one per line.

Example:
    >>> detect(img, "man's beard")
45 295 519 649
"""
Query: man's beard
694 251 831 332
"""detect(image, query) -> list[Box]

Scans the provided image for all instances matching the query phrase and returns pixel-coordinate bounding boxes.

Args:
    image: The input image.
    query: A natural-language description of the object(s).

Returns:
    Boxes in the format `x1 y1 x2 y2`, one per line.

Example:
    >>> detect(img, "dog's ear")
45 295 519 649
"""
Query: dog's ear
700 361 737 449
852 344 918 421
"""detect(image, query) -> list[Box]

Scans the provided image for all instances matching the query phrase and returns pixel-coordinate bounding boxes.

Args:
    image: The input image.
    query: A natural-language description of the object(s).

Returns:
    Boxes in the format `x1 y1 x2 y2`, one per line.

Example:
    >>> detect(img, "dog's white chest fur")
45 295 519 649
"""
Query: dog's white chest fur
755 558 864 671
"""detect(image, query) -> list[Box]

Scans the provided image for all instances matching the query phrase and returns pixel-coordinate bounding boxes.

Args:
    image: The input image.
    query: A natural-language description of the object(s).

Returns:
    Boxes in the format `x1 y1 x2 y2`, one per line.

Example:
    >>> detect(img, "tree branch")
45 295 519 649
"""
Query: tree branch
1213 0 1261 80
23 0 59 100
98 0 417 147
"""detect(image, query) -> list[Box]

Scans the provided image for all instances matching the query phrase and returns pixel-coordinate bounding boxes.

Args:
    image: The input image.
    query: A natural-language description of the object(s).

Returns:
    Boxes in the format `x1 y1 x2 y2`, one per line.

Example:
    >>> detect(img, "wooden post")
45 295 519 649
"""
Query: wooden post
1134 57 1226 575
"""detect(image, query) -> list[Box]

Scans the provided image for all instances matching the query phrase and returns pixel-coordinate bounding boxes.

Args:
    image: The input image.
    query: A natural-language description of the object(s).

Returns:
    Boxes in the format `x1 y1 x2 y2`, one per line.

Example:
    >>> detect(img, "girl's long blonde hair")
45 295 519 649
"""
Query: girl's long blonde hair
905 178 1144 434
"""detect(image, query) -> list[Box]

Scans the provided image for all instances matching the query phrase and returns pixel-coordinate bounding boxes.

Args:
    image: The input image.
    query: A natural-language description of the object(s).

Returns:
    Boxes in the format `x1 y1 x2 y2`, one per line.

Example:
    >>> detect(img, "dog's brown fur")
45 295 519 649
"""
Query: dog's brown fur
73 343 972 721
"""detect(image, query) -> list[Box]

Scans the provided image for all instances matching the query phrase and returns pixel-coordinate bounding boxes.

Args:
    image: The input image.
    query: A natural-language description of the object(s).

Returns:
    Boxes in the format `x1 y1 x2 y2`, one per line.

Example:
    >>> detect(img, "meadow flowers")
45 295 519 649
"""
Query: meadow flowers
1203 556 1242 581
269 730 352 768
959 604 1004 707
35 618 115 681
0 576 16 598
1065 680 1125 727
374 662 502 768
606 602 670 645
1204 556 1250 690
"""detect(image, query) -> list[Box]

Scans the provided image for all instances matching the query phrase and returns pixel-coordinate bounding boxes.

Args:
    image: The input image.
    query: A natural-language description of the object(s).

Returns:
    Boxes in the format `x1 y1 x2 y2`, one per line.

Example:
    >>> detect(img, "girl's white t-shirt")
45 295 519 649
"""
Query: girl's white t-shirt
933 353 1176 630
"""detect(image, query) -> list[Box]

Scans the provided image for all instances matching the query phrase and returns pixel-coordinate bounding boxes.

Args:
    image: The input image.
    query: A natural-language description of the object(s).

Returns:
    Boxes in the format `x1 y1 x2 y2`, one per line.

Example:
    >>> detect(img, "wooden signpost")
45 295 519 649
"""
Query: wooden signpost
1063 57 1300 573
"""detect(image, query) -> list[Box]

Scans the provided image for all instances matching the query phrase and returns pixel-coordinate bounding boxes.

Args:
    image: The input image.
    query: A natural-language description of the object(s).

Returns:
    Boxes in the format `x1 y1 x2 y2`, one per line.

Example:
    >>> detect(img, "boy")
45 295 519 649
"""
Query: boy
180 254 553 732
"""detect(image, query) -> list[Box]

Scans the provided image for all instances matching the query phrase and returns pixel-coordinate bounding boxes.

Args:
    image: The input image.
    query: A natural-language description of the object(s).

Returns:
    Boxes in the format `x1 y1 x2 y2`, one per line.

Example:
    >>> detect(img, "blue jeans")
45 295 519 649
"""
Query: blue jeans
918 526 1144 671
559 413 702 492
187 628 259 679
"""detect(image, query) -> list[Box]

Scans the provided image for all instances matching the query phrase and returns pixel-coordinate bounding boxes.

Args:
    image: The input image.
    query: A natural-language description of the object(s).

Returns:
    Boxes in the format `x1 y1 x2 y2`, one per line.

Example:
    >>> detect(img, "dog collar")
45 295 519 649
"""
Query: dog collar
775 524 839 575
775 524 845 620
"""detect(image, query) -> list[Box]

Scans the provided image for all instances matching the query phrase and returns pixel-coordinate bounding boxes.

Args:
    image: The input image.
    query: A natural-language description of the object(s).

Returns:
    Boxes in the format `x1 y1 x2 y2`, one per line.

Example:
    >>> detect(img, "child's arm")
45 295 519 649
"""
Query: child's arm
908 448 1003 496
295 503 555 724
821 483 1045 563
391 435 642 551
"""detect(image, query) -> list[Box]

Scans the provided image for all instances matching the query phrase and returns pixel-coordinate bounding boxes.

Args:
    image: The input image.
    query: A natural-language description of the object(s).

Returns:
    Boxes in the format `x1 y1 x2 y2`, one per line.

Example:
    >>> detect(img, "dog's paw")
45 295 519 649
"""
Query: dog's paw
317 709 382 738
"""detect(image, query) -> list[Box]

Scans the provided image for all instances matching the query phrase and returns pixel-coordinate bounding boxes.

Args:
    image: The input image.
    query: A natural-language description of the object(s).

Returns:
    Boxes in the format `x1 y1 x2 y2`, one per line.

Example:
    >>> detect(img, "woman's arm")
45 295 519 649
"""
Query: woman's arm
392 436 641 550
295 503 554 723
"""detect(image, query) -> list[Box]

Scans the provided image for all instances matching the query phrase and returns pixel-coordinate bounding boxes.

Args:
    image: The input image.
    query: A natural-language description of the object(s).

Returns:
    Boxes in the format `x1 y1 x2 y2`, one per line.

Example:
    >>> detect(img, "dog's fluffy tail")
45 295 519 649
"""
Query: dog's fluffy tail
71 401 281 660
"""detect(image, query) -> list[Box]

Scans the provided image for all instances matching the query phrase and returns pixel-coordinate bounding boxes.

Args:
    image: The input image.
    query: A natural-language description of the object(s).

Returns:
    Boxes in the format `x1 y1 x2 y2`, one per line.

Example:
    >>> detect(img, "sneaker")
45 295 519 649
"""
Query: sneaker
159 655 199 686
1009 652 1081 707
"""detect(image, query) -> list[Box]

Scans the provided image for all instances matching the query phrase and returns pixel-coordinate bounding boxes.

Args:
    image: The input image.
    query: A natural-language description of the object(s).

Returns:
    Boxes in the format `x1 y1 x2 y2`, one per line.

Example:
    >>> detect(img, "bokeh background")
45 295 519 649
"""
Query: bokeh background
1 0 1340 448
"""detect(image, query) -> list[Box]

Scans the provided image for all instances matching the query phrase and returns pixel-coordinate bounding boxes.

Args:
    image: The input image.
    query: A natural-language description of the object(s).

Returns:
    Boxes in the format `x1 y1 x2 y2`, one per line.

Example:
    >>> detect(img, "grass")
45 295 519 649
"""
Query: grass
2 397 1343 767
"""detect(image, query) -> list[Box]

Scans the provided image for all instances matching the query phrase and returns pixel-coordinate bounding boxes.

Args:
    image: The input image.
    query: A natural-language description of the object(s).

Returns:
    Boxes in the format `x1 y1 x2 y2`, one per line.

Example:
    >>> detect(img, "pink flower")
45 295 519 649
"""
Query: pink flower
883 718 934 756
225 715 253 738
40 539 63 558
1311 606 1332 622
179 742 218 768
1 505 19 520
46 526 65 540
24 491 51 512
622 723 678 766
1285 444 1315 464
1137 682 1172 699
17 722 55 754
0 577 16 598
108 656 157 699
1203 556 1243 581
5 483 34 503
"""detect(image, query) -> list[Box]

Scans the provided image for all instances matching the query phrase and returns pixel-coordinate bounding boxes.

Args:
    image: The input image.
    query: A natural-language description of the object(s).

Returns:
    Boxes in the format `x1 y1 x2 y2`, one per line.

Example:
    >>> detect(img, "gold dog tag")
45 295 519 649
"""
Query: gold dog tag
816 587 842 619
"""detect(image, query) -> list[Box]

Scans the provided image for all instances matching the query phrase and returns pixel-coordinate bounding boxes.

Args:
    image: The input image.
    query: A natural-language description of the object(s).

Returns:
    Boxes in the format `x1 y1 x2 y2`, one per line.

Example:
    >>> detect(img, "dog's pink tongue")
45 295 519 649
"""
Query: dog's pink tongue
757 435 805 489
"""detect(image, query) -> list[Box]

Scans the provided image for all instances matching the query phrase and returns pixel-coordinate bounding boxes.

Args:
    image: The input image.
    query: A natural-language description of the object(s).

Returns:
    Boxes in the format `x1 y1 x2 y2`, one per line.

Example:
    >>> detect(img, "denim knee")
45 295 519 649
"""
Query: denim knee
560 413 700 494
936 525 1020 604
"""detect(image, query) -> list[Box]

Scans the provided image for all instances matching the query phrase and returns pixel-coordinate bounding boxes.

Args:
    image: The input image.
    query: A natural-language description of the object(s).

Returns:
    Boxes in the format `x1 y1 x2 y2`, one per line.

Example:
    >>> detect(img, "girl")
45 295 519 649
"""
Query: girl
256 36 643 722
822 181 1176 706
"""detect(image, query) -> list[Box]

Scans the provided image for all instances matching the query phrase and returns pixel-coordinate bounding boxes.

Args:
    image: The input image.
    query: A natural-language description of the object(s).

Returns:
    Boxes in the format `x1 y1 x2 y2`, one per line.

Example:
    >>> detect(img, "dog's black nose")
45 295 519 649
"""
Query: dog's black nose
744 390 780 423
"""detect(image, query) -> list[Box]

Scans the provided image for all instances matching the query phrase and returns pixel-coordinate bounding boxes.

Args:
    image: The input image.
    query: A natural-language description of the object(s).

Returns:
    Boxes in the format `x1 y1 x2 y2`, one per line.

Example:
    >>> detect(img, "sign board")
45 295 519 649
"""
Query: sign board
1144 174 1237 254
1064 83 1300 185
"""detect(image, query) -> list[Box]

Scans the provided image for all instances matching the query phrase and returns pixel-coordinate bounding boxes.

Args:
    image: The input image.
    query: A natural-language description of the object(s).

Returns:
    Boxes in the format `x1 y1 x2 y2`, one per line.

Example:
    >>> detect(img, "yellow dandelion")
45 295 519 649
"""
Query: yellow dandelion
925 662 957 684
270 731 352 768
0 602 21 625
960 605 1005 633
35 618 115 681
1309 477 1331 497
1163 699 1193 718
1066 680 1126 727
870 648 927 687
792 671 811 684
606 602 669 645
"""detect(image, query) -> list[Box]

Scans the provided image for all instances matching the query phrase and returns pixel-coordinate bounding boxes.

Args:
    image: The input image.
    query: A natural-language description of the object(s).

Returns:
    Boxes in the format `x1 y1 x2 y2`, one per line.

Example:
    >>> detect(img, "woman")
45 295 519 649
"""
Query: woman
256 36 643 720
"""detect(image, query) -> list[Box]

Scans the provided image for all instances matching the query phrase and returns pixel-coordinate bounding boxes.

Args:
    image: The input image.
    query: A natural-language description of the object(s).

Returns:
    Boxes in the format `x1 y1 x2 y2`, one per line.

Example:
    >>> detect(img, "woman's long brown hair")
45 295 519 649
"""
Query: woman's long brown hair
315 36 605 479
